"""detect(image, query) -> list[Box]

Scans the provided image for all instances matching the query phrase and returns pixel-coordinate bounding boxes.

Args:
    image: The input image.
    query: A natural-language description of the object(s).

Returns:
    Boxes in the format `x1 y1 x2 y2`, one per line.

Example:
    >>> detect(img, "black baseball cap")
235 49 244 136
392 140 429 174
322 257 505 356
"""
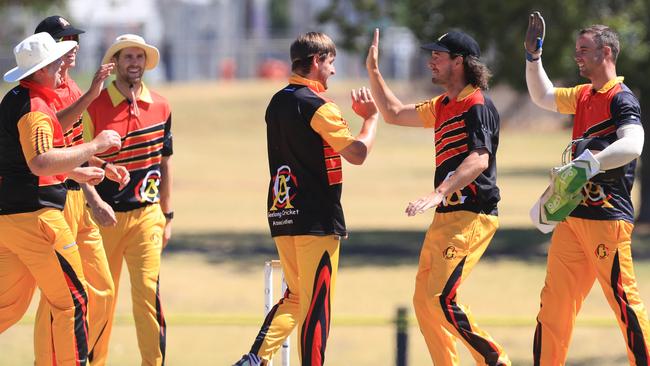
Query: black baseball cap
421 31 481 58
34 15 85 38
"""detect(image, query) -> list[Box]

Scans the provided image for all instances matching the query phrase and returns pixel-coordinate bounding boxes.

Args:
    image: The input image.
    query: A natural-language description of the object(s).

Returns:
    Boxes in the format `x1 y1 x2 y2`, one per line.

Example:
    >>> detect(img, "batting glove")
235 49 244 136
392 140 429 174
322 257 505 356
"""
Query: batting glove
525 11 545 61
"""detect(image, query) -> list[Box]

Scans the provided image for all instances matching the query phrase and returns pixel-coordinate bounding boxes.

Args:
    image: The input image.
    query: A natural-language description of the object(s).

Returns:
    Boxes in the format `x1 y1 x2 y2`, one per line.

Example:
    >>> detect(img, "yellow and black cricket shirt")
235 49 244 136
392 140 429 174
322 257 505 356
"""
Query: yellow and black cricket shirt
266 74 354 237
555 77 641 222
416 85 500 215
0 80 68 214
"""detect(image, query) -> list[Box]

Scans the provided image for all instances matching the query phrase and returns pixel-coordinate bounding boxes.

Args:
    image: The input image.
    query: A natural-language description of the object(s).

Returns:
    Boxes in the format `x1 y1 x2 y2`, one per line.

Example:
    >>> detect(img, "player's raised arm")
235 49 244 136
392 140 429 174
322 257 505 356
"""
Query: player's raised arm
366 28 423 127
524 11 558 112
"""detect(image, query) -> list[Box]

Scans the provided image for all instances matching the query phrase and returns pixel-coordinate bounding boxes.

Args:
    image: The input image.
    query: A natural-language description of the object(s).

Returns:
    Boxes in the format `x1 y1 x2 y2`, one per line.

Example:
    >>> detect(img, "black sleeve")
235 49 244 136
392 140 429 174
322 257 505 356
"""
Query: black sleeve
161 113 173 156
611 91 641 128
465 103 498 155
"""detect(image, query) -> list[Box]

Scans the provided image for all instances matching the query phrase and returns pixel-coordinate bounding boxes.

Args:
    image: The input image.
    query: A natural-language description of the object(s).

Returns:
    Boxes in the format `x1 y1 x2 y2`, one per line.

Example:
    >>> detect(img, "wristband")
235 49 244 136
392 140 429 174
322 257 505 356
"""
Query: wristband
163 211 174 220
525 51 540 62
101 161 109 169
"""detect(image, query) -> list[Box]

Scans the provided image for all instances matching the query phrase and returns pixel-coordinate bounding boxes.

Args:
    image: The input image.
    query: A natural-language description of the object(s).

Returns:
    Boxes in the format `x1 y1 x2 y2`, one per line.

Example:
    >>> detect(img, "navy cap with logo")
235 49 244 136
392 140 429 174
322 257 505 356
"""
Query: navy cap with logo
34 15 85 39
421 31 481 58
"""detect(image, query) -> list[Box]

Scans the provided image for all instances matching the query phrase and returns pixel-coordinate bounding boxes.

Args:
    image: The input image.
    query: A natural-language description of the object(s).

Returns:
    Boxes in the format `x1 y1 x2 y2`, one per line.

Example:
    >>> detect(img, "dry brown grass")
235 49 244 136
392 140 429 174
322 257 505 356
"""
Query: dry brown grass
3 253 650 365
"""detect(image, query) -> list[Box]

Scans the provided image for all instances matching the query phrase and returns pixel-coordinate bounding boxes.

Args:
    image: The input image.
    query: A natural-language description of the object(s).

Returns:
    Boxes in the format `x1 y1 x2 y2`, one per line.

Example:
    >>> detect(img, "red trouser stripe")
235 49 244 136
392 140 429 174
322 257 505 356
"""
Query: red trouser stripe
301 252 332 366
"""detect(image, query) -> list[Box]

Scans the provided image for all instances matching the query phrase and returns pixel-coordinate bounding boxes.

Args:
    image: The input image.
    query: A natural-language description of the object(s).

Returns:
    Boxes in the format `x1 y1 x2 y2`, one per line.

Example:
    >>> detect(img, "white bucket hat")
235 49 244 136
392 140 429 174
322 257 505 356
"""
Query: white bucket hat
3 32 77 83
102 34 159 70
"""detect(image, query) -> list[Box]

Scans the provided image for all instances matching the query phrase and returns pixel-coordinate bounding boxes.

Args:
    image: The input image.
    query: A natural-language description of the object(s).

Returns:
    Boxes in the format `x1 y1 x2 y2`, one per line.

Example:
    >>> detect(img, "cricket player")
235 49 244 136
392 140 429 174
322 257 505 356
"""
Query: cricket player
31 15 128 365
0 32 121 366
81 34 173 366
233 31 378 366
366 28 510 366
525 12 650 365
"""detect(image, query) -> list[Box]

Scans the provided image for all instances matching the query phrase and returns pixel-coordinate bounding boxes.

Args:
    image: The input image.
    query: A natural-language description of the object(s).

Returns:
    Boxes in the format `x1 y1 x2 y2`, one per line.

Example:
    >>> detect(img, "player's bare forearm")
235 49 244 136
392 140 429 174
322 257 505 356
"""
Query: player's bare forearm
88 155 104 168
56 94 93 131
160 156 173 247
82 183 117 226
159 156 173 214
367 69 421 127
58 64 114 131
28 130 121 176
436 149 489 197
356 114 378 154
339 115 378 165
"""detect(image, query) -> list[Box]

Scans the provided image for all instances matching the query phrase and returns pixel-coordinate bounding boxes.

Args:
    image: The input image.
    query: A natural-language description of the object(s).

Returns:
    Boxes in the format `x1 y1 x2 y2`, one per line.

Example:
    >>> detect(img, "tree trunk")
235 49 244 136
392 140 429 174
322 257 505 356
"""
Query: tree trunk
636 96 650 223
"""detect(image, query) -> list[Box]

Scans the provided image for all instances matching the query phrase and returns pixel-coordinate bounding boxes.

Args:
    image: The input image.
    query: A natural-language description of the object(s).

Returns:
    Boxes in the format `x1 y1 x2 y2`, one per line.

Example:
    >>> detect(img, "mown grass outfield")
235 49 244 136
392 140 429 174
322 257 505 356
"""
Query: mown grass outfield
0 79 648 365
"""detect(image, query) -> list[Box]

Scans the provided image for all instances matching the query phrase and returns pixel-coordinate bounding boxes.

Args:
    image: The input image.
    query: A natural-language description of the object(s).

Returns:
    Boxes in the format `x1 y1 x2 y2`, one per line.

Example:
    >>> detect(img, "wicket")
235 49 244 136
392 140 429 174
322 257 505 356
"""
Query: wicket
264 260 290 366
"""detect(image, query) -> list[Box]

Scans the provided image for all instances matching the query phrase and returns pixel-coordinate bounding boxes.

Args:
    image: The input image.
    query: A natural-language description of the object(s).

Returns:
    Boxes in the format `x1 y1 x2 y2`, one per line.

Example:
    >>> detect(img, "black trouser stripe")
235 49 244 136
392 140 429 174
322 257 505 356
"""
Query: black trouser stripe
250 294 287 355
55 252 89 366
610 251 648 364
88 320 108 363
439 256 501 365
533 318 542 366
155 276 167 365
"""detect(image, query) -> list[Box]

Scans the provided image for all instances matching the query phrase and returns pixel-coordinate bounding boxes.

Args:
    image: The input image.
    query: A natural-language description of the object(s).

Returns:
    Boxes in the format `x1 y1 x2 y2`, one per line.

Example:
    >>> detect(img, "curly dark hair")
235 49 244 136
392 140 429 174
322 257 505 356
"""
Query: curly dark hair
461 55 492 90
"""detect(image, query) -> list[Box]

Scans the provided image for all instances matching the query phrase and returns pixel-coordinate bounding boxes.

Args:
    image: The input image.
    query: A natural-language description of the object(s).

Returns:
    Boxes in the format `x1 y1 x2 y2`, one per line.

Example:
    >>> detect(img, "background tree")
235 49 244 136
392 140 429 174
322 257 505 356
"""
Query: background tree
319 0 650 224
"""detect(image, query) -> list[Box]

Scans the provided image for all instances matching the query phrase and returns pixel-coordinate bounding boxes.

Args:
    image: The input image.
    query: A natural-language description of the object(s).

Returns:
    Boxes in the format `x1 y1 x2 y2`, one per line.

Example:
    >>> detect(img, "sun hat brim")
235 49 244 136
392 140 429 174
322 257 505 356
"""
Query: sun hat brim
101 41 159 70
3 40 77 83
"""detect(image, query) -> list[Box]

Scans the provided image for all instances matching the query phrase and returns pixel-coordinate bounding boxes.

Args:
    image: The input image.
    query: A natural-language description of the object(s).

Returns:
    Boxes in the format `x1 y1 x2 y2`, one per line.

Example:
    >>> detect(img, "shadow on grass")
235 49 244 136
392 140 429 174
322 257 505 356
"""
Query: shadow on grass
511 355 628 366
498 167 551 177
166 227 650 267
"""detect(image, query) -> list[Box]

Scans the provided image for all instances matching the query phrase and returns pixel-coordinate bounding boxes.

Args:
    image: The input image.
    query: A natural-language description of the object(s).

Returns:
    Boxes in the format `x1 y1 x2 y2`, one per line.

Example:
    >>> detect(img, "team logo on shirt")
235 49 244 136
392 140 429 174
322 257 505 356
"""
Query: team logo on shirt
595 243 610 259
580 182 614 208
270 165 298 211
135 169 161 203
443 246 457 260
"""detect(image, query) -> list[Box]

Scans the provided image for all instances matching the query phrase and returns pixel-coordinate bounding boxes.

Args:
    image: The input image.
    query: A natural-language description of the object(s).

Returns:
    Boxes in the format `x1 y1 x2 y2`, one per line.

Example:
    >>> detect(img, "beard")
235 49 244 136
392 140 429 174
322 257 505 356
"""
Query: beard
127 75 142 85
119 69 144 85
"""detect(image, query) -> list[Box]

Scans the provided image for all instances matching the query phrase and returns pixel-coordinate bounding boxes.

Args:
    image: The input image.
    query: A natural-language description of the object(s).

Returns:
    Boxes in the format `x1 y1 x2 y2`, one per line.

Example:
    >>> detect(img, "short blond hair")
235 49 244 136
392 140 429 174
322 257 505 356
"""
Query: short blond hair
290 32 336 76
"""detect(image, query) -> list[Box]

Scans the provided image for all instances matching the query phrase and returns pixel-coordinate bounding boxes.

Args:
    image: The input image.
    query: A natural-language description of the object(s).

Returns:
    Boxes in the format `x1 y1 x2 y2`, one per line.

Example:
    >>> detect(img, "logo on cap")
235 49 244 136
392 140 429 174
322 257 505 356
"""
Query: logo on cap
438 33 448 42
58 17 70 27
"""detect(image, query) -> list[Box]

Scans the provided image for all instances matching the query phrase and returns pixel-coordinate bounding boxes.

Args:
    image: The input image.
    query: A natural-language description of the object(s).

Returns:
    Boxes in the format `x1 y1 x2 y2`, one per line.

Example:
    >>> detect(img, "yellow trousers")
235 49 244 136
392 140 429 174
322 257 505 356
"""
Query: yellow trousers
0 208 88 366
90 203 166 366
34 189 115 366
534 217 650 365
413 211 510 366
249 235 339 366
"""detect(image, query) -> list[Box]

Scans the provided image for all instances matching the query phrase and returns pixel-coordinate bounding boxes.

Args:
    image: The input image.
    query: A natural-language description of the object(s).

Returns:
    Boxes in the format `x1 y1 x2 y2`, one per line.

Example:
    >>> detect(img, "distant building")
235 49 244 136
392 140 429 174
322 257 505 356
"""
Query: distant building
1 0 421 82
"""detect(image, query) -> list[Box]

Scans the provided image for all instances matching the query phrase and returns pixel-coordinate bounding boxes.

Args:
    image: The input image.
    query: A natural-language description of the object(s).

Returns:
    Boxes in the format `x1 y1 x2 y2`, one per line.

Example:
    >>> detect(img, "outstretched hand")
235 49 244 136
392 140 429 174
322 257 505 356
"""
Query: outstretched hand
351 87 377 119
525 11 545 58
366 28 380 72
405 191 444 217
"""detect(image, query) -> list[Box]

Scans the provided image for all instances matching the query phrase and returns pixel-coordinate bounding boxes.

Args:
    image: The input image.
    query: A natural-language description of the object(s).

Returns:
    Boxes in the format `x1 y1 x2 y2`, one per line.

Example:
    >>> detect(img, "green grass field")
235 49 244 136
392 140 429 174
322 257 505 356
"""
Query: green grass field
0 79 647 365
